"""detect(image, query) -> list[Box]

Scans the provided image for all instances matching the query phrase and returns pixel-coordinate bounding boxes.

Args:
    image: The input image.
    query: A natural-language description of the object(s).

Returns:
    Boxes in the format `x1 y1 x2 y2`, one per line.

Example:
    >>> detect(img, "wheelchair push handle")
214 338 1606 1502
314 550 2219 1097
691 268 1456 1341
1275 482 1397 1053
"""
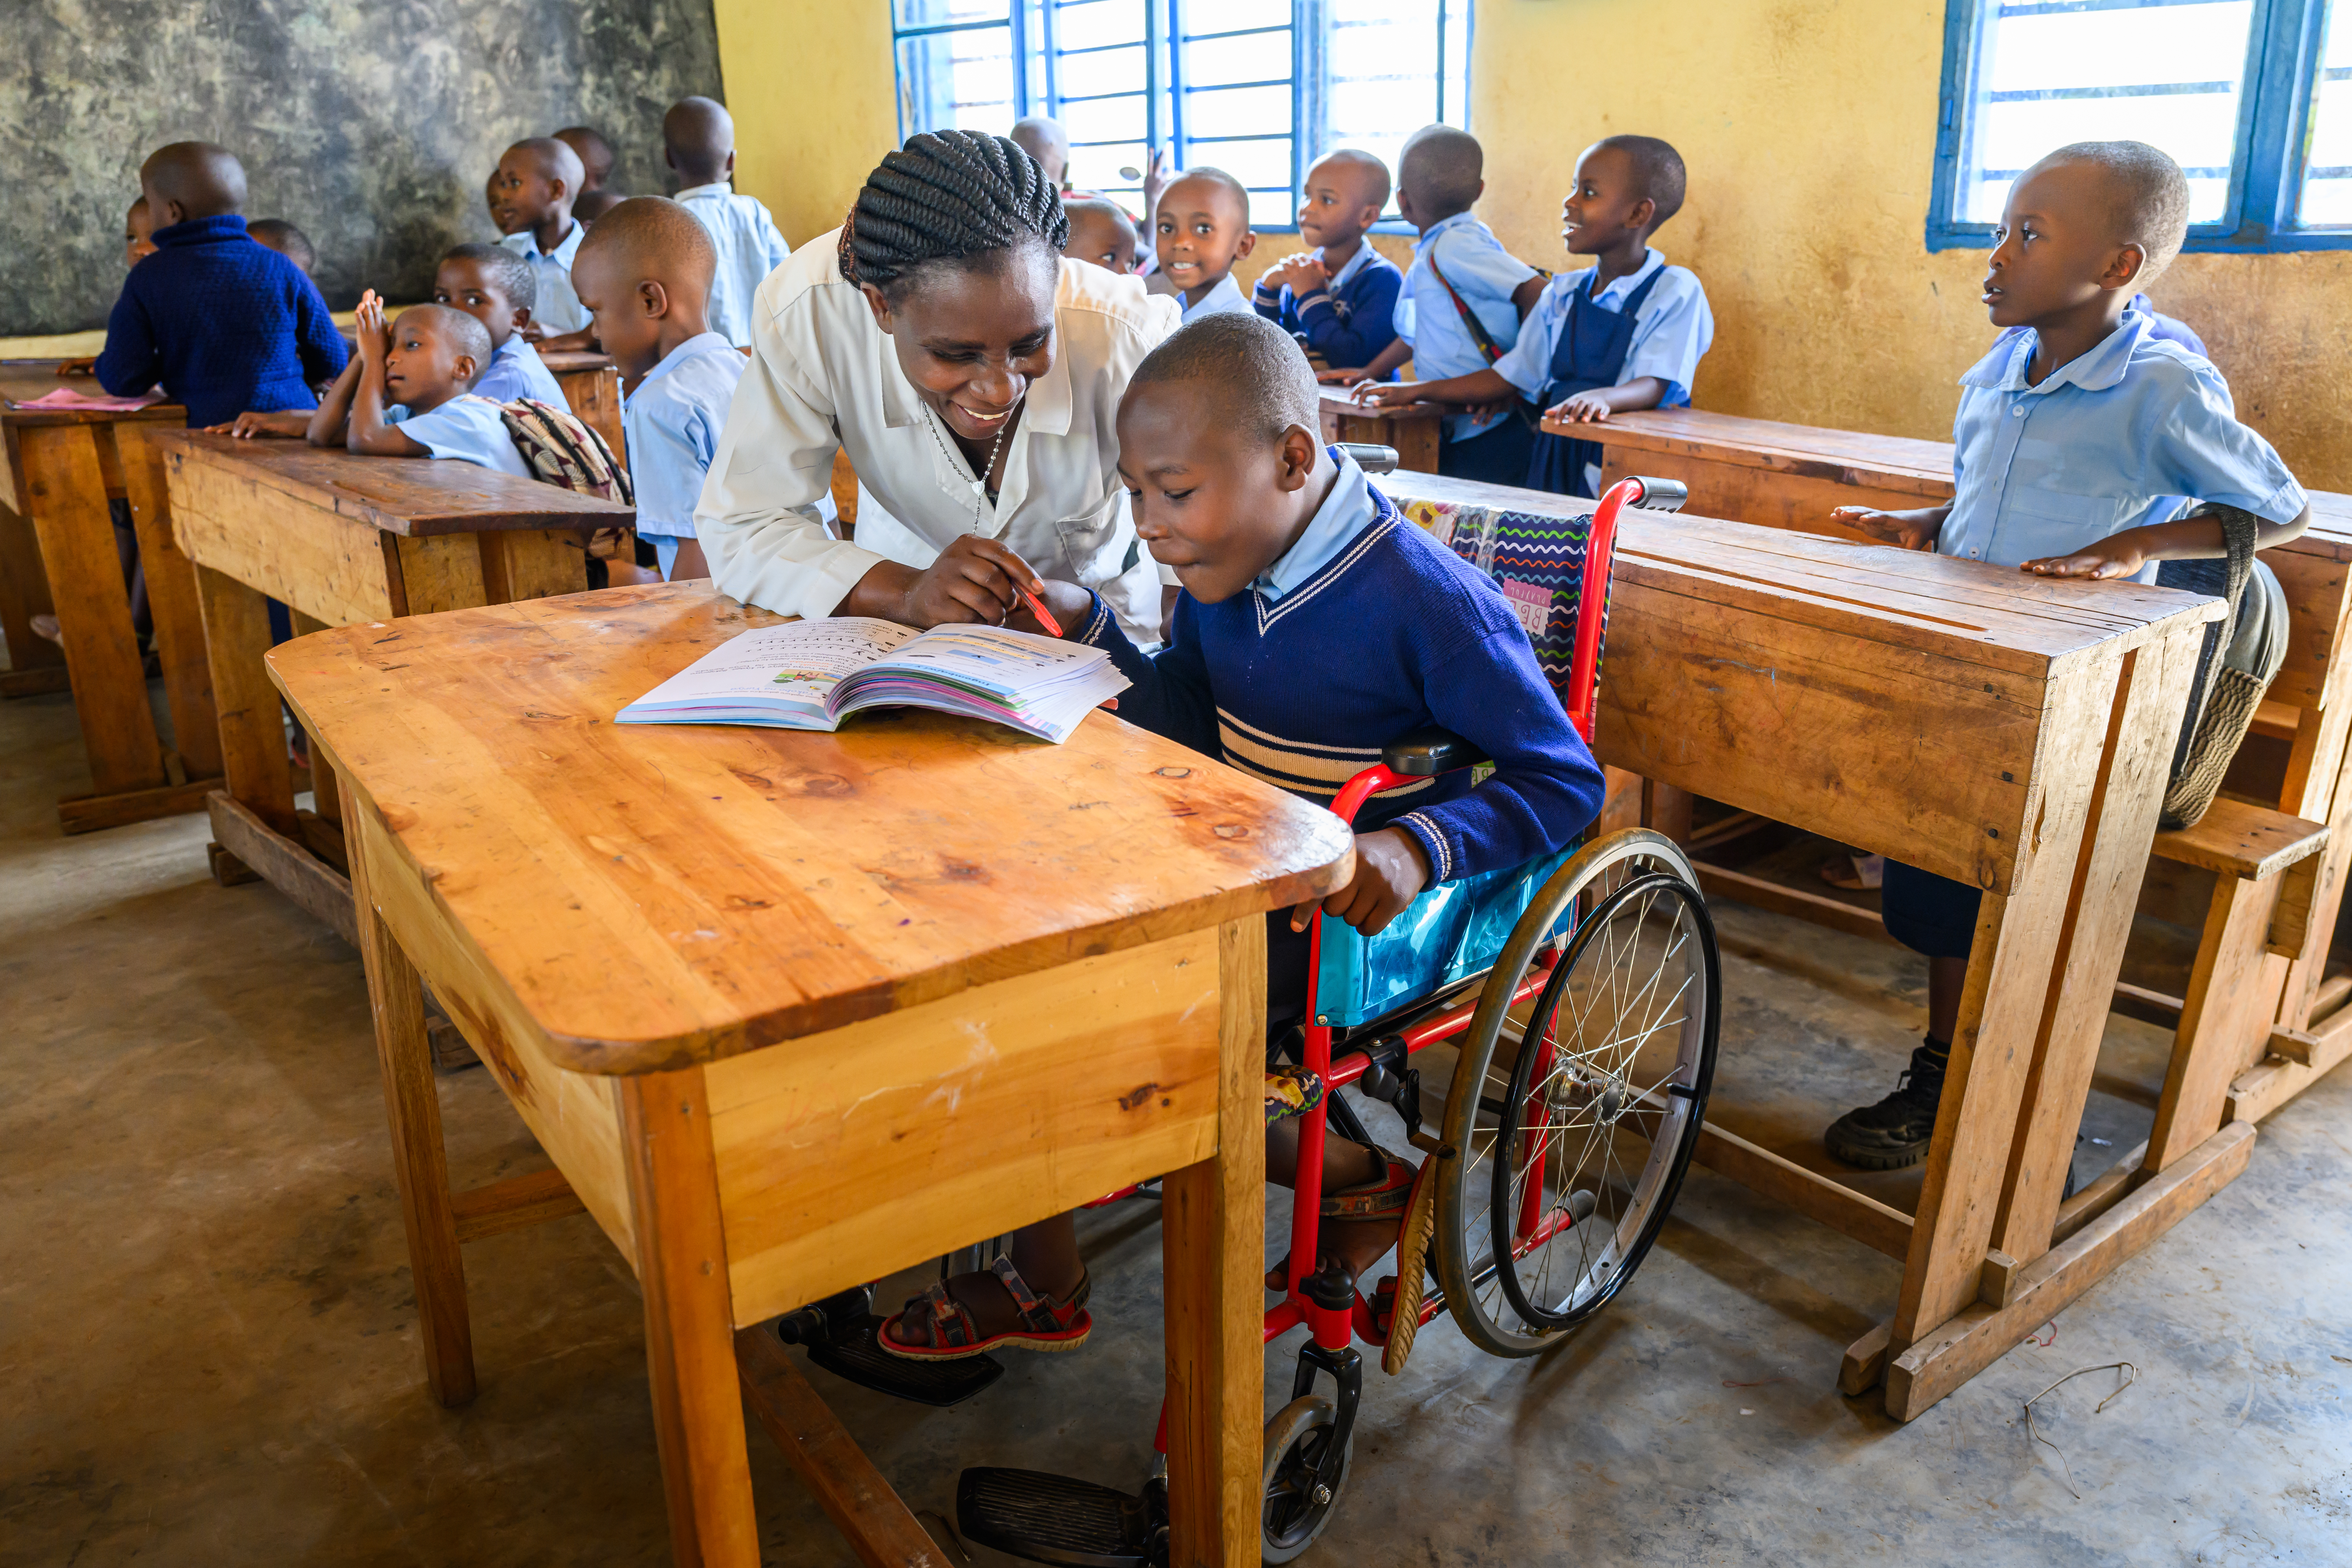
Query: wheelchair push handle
1336 442 1400 475
1622 475 1688 513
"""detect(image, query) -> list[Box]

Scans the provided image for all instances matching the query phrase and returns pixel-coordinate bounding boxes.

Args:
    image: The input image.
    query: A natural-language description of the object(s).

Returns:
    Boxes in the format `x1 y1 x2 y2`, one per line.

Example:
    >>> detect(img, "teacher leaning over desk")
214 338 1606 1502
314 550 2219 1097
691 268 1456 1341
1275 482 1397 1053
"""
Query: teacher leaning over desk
695 130 1179 641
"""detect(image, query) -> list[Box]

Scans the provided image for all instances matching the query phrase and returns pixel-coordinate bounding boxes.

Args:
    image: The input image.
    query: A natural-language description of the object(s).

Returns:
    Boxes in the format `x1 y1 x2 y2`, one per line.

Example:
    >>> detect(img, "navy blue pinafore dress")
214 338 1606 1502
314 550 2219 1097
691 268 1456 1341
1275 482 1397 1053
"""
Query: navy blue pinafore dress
1523 266 1666 498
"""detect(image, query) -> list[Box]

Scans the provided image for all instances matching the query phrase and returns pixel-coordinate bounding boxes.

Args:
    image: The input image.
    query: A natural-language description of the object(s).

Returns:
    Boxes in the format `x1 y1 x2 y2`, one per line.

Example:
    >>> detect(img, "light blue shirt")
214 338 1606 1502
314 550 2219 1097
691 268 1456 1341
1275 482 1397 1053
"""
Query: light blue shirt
1393 212 1539 442
624 332 746 574
675 182 794 349
1253 452 1375 602
1492 248 1714 408
1180 273 1253 322
1942 308 2305 582
498 223 588 333
386 393 535 479
470 333 566 405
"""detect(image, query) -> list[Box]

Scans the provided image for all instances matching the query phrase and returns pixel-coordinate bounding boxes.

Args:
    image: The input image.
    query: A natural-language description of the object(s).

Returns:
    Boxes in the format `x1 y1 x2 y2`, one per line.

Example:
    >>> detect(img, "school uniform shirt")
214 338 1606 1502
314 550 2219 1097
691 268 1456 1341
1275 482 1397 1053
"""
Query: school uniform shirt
497 223 588 334
470 333 566 405
674 181 794 349
95 214 348 428
1393 213 1538 443
1179 274 1253 322
384 394 535 480
1251 244 1404 370
1942 306 2304 584
696 229 1183 642
623 332 747 576
2130 293 2208 359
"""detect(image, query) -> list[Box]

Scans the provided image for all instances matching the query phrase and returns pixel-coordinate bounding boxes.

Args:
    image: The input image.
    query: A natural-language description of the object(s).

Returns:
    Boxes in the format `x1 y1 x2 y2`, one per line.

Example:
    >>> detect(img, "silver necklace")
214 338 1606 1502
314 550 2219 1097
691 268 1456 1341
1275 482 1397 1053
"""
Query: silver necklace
929 406 1012 534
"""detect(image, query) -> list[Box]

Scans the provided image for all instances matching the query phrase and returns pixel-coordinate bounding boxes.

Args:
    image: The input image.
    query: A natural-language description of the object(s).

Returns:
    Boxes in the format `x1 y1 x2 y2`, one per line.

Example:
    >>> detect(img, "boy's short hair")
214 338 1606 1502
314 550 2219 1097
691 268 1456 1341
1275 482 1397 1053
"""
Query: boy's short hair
1317 147 1393 213
1399 126 1482 219
1177 166 1251 220
510 136 587 192
2046 140 2193 283
576 195 718 295
407 304 493 378
554 125 616 185
1065 196 1139 245
248 218 315 273
141 141 247 219
1593 134 1687 232
443 240 536 310
1129 313 1317 445
662 97 735 186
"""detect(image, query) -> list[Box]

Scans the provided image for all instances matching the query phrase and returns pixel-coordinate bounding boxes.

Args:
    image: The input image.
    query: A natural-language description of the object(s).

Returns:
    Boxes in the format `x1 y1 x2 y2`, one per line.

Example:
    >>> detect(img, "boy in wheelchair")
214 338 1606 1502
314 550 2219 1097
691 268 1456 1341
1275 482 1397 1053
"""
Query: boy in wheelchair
879 312 1605 1361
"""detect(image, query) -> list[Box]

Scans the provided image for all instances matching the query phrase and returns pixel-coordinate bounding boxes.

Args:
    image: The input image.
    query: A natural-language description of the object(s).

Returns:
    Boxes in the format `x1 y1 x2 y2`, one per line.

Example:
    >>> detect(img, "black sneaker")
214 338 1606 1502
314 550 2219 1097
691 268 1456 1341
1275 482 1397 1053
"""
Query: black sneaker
1824 1040 1949 1170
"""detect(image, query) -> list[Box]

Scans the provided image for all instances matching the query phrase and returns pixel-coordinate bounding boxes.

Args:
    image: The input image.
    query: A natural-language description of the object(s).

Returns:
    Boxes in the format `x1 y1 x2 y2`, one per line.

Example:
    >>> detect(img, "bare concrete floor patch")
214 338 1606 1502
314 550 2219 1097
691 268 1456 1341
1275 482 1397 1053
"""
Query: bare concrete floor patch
3 685 2348 1566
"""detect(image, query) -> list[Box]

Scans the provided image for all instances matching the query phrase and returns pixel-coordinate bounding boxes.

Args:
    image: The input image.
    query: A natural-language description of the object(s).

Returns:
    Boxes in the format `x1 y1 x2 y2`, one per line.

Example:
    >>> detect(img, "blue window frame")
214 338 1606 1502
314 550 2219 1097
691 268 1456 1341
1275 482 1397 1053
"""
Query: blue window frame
893 0 1470 232
1928 0 2352 252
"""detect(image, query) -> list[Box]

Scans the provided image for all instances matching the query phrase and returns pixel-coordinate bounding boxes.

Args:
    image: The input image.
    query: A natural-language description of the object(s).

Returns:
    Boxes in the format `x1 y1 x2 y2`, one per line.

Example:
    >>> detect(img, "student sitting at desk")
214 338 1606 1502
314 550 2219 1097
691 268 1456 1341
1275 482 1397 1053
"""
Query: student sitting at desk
433 243 566 405
555 124 623 223
1155 167 1258 321
1252 149 1403 373
1822 141 2309 1172
874 314 1606 1361
491 137 593 344
96 142 348 429
299 293 536 479
123 196 158 267
573 197 744 580
1355 135 1712 498
666 96 793 350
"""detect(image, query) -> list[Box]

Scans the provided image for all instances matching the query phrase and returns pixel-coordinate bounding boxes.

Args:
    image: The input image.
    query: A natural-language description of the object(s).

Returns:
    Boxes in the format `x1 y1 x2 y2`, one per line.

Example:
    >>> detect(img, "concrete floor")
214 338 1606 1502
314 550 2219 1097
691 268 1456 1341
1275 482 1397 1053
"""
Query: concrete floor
5 682 2351 1567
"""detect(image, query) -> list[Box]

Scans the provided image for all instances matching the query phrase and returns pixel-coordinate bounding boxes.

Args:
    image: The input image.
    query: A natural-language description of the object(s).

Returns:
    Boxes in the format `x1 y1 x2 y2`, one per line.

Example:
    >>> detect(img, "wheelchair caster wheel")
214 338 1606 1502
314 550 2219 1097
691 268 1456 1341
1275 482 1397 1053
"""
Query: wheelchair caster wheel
1261 1393 1351 1563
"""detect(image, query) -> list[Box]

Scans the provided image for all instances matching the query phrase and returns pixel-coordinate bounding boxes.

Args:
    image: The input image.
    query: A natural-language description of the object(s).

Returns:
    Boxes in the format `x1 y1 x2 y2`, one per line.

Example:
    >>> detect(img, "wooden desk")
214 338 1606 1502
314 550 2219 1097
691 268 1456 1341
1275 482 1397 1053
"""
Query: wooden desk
156 432 632 939
1385 471 2231 1421
541 349 625 459
0 364 222 831
1576 408 2352 1125
268 582 1350 1568
1319 389 1442 473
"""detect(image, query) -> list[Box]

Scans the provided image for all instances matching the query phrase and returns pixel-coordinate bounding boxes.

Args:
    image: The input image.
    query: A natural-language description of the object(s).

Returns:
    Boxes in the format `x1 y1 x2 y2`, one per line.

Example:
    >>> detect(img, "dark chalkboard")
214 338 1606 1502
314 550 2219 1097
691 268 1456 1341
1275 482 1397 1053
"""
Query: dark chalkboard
2 0 724 335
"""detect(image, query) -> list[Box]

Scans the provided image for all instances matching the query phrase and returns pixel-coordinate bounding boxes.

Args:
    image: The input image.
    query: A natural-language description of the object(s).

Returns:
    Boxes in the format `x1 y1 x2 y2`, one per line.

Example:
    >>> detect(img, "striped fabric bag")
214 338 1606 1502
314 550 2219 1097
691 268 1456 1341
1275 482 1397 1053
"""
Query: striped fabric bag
1395 495 1608 708
497 397 636 578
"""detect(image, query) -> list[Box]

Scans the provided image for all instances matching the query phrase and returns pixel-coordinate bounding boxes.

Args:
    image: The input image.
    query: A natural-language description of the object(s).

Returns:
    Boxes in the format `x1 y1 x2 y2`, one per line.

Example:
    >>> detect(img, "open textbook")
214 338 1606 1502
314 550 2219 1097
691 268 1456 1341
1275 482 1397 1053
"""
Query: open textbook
616 617 1130 745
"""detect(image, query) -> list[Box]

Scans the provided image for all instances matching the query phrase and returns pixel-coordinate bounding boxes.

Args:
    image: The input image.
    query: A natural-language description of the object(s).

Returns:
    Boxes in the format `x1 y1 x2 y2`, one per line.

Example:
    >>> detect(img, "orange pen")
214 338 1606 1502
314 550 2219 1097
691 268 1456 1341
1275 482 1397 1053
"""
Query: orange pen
1014 579 1063 638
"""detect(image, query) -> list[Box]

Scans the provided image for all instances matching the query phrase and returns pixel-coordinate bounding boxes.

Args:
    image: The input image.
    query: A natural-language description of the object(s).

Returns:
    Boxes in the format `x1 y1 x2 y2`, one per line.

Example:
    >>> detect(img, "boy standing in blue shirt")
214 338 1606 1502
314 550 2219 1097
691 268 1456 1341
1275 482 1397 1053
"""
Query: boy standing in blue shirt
1823 141 2308 1171
1345 126 1546 485
572 198 745 580
492 138 592 339
1358 136 1712 498
97 142 347 428
1253 149 1403 372
664 97 793 350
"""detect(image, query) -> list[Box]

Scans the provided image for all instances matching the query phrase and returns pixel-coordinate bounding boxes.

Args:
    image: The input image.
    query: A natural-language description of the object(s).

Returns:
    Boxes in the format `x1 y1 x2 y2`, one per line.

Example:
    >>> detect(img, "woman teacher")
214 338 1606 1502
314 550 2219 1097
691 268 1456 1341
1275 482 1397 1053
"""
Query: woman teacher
697 130 1178 639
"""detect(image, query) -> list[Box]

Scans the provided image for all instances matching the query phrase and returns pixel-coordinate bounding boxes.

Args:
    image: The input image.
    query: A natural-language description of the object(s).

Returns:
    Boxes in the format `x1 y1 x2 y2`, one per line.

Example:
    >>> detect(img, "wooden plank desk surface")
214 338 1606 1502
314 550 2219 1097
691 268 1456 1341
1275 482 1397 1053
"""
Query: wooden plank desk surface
270 581 1351 1567
1385 469 2231 1421
0 362 218 829
1319 388 1443 473
156 430 633 948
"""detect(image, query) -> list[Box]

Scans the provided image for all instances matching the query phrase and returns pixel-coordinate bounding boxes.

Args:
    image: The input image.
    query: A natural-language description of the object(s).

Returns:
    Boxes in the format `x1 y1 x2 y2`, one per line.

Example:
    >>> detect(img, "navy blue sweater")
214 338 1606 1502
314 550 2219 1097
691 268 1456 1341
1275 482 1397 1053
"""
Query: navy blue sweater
1077 483 1604 883
96 215 348 428
1252 248 1405 371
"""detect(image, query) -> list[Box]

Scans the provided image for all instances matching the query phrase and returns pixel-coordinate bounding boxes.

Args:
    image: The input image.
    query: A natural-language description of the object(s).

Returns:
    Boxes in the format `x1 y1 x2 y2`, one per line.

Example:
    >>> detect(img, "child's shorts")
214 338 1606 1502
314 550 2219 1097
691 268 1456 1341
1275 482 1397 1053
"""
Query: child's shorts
1881 859 1981 960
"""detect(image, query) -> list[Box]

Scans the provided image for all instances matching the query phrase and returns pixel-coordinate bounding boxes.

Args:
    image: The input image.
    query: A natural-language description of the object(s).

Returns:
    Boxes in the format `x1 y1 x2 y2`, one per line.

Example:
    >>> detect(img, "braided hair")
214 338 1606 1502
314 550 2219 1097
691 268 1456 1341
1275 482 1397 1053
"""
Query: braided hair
840 130 1069 297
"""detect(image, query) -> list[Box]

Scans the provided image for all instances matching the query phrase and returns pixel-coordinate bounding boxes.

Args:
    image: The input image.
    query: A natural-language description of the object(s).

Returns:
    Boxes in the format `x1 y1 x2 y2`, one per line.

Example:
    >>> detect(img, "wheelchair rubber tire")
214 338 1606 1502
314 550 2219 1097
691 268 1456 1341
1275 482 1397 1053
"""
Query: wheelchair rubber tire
1260 1394 1350 1564
1430 829 1720 1358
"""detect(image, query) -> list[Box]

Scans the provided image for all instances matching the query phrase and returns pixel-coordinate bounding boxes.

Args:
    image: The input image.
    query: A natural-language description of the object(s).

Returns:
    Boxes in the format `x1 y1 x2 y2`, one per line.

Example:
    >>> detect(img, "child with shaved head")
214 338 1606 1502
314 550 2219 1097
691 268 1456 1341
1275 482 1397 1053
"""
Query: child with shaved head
555 125 622 222
664 95 792 349
96 141 347 428
878 312 1603 1358
572 196 745 578
492 136 591 336
1062 197 1141 275
1820 140 2310 1174
303 293 535 479
1155 166 1257 320
1253 148 1403 373
434 242 566 404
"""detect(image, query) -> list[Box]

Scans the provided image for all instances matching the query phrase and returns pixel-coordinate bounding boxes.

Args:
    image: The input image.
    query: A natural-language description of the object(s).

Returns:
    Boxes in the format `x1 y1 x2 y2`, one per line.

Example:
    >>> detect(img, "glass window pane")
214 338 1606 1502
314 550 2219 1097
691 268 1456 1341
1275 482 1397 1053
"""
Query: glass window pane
1954 0 2257 226
1055 0 1149 54
1063 92 1150 146
1194 137 1294 191
1184 30 1291 89
896 0 1009 28
1317 0 1465 222
2296 2 2352 227
1248 190 1296 228
896 25 1017 137
1068 141 1152 200
1060 42 1149 98
1184 83 1293 139
1183 0 1267 36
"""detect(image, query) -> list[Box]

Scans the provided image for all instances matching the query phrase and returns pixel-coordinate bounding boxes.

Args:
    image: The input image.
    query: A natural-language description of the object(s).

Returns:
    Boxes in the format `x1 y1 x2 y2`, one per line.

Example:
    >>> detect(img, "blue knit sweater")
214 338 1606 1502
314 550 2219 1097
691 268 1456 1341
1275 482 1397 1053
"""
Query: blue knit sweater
1076 481 1604 883
1251 248 1406 371
96 215 348 428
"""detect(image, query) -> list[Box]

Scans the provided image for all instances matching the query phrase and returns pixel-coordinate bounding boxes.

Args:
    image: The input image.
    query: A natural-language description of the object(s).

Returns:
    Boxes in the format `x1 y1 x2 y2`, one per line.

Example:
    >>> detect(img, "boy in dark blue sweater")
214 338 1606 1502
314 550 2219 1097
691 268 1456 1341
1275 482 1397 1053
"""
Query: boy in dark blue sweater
95 142 347 428
1252 149 1403 373
878 313 1604 1362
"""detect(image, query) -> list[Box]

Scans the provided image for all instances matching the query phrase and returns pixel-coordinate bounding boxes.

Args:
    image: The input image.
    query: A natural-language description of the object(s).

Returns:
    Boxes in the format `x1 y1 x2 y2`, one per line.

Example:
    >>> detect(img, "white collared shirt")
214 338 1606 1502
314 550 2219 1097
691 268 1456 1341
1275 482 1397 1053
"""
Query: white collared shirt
497 223 588 333
696 230 1183 639
674 181 793 349
1180 273 1252 322
1251 453 1374 601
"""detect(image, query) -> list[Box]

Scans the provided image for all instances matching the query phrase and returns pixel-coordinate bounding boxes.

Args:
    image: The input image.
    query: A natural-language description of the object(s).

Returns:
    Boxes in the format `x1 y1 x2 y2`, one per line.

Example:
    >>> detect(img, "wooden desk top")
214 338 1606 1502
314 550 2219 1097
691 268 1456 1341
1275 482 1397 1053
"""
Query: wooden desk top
154 429 632 535
269 582 1355 1075
0 361 184 429
538 350 617 375
1556 407 1955 497
1320 388 1442 423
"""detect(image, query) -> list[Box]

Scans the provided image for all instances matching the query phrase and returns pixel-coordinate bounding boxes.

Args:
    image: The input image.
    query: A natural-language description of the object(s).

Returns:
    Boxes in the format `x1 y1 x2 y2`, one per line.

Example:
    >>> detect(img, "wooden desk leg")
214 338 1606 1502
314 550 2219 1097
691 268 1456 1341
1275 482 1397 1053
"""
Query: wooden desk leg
19 426 172 802
194 563 297 841
618 1068 760 1568
115 424 221 778
344 787 476 1406
0 494 69 693
2145 873 2282 1172
1162 917 1266 1568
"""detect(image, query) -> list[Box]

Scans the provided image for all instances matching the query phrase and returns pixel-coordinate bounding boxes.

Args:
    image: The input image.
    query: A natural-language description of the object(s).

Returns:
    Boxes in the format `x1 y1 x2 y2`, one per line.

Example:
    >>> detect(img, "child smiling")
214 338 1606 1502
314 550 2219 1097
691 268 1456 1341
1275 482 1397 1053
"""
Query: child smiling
1155 167 1257 320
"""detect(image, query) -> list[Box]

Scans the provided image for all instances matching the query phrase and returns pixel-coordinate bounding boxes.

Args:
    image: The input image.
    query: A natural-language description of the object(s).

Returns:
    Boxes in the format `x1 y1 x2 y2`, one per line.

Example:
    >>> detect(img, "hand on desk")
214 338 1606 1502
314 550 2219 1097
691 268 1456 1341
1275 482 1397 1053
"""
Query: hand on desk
208 410 311 439
1833 505 1943 553
1348 378 1423 410
1314 366 1367 385
1543 390 1616 424
1292 827 1431 937
54 357 97 376
2019 541 2149 581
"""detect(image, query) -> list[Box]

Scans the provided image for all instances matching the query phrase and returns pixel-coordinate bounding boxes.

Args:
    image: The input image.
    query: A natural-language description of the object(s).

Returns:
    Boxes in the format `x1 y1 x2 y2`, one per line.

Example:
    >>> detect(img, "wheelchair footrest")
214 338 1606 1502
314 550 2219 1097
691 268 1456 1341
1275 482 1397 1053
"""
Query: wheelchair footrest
799 1314 1005 1407
957 1467 1162 1568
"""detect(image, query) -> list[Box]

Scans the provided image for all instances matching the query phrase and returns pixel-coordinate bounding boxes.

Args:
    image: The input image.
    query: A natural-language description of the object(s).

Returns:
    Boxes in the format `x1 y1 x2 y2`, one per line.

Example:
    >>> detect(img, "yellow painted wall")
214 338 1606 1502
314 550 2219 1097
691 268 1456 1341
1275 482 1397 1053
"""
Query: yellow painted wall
710 0 899 248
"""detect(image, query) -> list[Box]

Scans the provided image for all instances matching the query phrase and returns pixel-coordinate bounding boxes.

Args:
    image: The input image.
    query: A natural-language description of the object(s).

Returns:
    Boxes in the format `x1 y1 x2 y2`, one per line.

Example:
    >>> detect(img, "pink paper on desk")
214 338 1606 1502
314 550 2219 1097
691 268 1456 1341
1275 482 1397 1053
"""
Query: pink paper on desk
6 387 167 411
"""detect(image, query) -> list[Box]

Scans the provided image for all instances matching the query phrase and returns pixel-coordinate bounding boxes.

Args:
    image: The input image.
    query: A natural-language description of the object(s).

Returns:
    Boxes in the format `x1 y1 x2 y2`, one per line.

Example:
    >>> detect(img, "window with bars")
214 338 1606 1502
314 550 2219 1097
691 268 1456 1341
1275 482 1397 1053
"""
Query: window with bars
892 0 1470 232
1930 0 2352 251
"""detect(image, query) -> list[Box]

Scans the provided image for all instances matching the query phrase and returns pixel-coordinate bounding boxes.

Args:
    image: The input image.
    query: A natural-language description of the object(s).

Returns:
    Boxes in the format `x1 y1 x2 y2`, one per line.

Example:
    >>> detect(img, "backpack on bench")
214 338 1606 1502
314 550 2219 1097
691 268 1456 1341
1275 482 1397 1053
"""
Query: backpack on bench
2155 502 2288 829
496 397 638 583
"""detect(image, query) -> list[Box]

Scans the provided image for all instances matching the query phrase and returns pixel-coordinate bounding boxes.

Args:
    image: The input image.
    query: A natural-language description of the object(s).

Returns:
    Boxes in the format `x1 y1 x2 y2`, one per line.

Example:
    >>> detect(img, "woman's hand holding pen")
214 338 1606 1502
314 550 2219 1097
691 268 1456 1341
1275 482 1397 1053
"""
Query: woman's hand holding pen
874 535 1061 630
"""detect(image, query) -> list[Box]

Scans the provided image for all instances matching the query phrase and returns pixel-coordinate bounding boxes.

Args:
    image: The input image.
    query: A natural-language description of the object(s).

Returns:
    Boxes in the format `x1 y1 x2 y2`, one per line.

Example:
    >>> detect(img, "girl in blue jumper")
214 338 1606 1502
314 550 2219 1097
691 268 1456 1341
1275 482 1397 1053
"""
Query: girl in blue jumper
875 313 1604 1363
1355 135 1713 498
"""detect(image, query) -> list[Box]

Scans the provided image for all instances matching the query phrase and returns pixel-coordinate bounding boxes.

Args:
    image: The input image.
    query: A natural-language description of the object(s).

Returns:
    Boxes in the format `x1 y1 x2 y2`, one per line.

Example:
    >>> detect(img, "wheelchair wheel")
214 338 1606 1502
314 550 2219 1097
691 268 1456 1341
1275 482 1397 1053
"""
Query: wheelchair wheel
1432 829 1719 1357
1260 1393 1350 1563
